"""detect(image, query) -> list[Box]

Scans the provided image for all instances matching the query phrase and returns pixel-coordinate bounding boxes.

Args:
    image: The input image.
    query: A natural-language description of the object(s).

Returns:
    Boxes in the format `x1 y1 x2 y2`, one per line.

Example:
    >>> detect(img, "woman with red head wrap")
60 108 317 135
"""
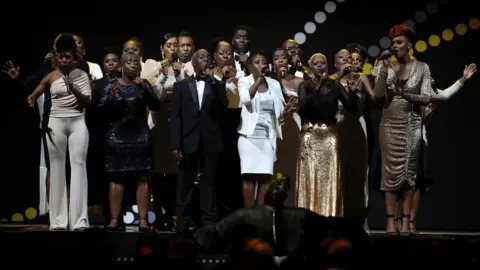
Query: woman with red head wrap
373 24 436 235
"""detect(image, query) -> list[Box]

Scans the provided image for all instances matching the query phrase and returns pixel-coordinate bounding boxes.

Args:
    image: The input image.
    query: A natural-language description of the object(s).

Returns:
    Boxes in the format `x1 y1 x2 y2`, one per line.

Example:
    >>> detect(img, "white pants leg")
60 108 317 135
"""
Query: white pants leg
47 115 90 230
359 115 370 234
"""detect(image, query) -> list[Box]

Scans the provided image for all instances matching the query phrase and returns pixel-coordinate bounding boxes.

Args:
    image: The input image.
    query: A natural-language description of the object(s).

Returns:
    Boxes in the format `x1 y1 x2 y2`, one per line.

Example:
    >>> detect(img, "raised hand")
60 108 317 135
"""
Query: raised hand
463 63 477 80
2 61 20 80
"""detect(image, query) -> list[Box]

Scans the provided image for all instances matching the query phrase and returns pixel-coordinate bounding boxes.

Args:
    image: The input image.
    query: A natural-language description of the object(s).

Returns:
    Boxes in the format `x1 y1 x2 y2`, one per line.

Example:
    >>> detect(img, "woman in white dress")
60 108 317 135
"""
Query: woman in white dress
237 52 296 208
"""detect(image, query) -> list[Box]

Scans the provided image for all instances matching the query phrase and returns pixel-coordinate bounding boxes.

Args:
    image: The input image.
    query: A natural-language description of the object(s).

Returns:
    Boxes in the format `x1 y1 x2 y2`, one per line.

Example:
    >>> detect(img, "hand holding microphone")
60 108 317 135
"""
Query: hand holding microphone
60 67 73 94
377 48 394 63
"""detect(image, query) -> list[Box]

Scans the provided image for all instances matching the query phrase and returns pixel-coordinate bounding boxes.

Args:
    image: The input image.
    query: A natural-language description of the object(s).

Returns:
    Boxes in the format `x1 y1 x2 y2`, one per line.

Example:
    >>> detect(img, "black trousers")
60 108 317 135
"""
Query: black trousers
176 144 219 231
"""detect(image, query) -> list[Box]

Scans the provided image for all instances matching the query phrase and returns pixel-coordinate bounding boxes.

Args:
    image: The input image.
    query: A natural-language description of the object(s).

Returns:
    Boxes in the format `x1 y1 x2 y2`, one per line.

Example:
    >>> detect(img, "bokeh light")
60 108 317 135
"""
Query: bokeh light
469 18 480 29
455 24 467 35
415 40 427 52
294 32 307 44
25 207 37 220
325 1 337 13
363 63 372 75
314 11 327 23
428 35 441 47
442 29 454 41
11 213 24 222
304 22 316 34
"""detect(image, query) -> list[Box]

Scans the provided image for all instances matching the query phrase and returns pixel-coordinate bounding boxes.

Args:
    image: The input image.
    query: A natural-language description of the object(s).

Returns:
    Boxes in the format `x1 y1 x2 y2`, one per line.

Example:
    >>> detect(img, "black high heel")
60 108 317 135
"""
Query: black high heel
400 214 412 236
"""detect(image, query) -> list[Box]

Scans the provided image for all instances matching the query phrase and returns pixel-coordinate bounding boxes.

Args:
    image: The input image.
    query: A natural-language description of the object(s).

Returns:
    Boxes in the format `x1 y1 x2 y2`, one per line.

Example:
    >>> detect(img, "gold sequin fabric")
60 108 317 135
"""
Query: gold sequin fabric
295 124 343 217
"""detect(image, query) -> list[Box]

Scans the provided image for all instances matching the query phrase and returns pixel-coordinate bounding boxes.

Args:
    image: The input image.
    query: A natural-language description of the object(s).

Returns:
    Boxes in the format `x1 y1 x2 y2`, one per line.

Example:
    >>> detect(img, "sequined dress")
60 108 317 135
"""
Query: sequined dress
376 60 434 191
295 79 357 217
98 80 161 172
274 87 301 207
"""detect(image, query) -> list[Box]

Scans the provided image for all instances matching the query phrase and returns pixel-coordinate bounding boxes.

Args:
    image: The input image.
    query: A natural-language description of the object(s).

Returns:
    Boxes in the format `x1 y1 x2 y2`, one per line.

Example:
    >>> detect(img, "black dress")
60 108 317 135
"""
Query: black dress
98 79 160 172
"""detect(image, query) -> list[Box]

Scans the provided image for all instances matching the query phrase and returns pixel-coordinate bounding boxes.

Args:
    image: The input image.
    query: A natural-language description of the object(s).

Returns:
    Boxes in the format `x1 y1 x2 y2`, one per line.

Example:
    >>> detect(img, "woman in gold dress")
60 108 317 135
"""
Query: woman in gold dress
373 25 437 235
295 53 358 216
270 48 303 206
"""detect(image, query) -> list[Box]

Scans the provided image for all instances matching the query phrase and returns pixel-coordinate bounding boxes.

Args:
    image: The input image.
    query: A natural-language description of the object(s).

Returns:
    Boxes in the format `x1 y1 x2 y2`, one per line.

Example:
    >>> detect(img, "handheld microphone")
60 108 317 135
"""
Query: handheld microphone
261 66 269 75
60 66 72 94
171 52 179 62
377 48 395 60
295 60 303 71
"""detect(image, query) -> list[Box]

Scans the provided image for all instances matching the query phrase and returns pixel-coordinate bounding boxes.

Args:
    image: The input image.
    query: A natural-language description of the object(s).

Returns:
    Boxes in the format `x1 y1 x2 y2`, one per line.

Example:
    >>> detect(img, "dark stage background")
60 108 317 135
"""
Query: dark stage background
0 0 479 230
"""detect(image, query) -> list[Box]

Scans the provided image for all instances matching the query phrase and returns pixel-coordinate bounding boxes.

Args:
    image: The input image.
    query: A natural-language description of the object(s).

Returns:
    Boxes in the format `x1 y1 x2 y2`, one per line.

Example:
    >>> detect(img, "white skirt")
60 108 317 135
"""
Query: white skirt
238 135 275 175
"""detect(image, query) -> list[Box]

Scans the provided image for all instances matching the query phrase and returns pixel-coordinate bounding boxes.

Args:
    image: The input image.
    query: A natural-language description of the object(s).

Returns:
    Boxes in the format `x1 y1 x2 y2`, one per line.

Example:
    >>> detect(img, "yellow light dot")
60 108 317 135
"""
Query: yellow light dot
362 63 372 75
428 35 441 47
442 29 454 41
409 48 414 56
455 24 468 35
25 207 37 220
415 40 428 52
11 213 24 222
390 55 397 62
469 18 480 30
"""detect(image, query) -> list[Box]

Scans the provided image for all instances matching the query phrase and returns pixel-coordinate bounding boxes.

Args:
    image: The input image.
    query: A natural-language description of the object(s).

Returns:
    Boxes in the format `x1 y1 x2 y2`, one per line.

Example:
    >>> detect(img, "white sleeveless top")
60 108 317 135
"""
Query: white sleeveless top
50 68 92 118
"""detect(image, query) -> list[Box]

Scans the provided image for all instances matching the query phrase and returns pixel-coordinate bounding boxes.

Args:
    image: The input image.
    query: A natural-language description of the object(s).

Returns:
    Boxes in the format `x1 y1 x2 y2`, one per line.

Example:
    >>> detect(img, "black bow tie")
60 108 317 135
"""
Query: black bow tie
195 74 208 82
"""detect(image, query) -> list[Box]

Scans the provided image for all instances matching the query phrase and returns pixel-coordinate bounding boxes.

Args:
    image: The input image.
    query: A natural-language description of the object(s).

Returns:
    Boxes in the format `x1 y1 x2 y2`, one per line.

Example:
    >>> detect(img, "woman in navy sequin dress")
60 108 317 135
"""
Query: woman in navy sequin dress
98 52 161 231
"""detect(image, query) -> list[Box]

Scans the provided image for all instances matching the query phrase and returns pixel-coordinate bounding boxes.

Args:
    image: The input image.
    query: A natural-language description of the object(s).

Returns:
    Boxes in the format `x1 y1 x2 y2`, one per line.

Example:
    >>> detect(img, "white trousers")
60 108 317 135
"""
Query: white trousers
46 115 89 230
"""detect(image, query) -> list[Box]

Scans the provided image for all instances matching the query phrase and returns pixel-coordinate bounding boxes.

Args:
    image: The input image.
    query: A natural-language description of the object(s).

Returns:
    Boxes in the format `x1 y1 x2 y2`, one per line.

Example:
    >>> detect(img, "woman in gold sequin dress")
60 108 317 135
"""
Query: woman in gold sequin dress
295 53 358 216
270 48 303 207
374 25 437 235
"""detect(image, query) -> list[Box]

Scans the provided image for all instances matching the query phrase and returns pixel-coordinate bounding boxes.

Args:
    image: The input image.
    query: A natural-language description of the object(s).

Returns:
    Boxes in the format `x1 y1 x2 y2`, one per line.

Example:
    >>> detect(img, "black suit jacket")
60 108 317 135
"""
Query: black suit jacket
170 77 228 154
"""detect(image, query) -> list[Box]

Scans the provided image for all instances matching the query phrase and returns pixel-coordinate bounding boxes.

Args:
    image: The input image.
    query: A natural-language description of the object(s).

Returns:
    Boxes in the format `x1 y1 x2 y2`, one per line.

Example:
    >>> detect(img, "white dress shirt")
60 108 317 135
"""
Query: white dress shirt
193 73 206 109
233 51 248 78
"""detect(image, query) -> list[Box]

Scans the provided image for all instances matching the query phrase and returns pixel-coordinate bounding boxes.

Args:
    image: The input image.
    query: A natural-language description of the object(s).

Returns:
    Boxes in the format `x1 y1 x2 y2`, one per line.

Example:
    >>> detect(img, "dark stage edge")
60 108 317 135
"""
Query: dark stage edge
1 225 480 268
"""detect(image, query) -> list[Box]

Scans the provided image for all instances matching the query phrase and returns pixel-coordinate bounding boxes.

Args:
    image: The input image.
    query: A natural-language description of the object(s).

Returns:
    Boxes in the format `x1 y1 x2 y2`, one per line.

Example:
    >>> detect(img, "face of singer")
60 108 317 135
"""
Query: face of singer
272 49 288 71
162 37 178 60
309 55 327 76
214 44 233 67
391 36 412 58
334 50 352 71
123 41 142 59
178 36 194 60
56 51 75 68
232 29 249 51
284 41 300 59
351 53 364 68
104 53 120 72
122 54 140 77
192 50 211 73
249 55 267 75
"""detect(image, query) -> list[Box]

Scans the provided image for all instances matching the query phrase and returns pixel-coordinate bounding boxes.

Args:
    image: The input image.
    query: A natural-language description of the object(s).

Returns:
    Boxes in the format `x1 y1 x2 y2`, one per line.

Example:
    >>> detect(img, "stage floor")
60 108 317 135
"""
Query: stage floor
1 224 479 268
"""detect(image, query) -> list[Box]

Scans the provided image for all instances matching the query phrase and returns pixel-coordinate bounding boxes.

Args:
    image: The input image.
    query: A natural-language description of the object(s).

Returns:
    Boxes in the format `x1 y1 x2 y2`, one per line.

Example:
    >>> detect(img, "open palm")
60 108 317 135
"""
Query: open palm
463 63 477 80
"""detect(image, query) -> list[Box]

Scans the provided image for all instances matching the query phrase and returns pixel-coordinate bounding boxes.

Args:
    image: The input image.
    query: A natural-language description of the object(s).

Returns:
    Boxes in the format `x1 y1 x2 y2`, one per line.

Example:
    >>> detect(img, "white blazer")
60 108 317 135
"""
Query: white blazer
237 74 285 139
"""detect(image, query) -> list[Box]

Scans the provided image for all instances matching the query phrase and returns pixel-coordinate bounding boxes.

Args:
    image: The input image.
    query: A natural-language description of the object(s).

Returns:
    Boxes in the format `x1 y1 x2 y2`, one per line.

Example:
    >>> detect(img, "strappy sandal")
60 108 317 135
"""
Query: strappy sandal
410 220 418 235
399 214 413 236
105 218 126 231
386 214 398 235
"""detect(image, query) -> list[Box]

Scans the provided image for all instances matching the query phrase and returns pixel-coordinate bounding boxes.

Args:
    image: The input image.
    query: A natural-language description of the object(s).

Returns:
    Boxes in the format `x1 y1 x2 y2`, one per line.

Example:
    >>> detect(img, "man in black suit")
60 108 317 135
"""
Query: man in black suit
170 49 228 233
